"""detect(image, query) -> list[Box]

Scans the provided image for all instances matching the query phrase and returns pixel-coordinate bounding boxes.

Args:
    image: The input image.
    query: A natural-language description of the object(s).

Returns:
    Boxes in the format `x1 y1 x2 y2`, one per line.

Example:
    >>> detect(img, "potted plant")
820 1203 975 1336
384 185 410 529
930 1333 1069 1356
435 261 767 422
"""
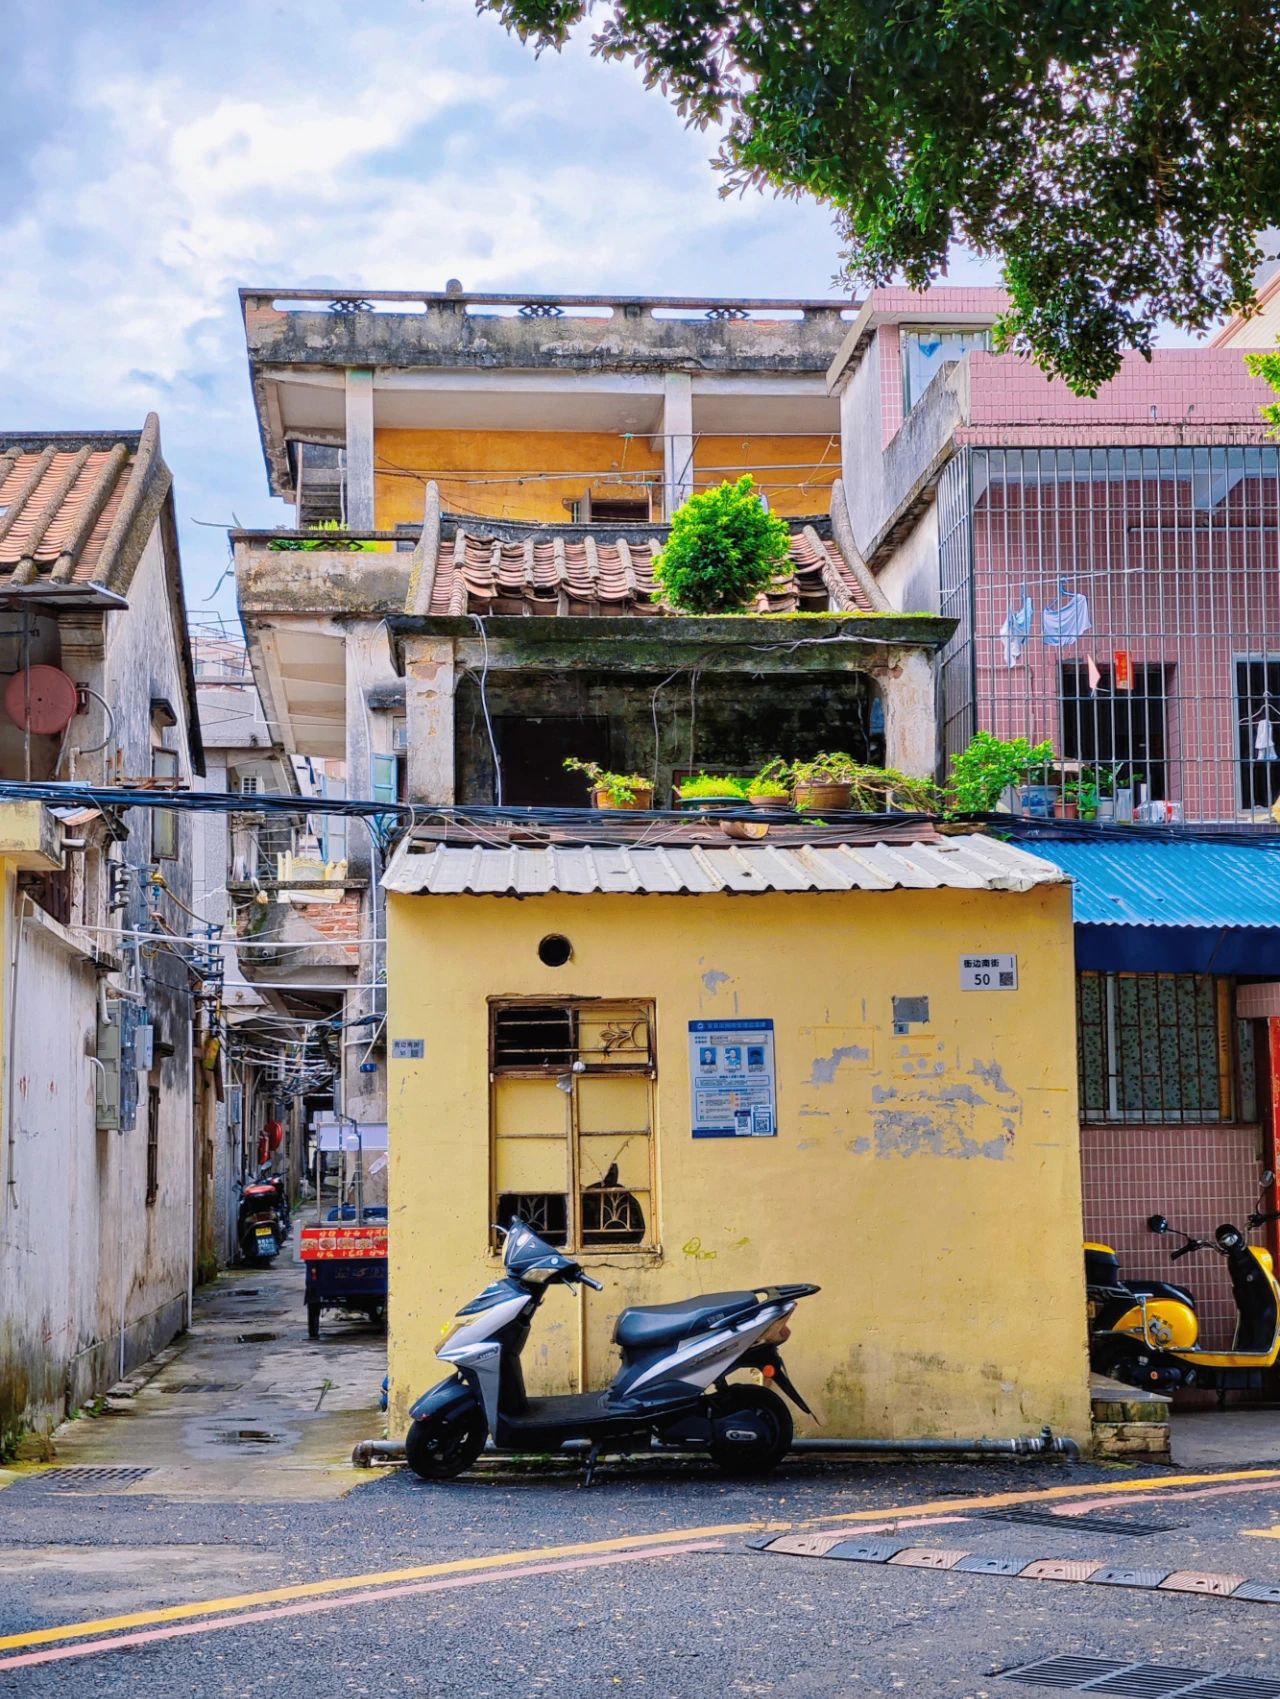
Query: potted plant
947 733 1056 816
563 758 654 811
746 759 791 810
791 753 857 812
653 476 793 613
1066 777 1099 821
677 773 750 810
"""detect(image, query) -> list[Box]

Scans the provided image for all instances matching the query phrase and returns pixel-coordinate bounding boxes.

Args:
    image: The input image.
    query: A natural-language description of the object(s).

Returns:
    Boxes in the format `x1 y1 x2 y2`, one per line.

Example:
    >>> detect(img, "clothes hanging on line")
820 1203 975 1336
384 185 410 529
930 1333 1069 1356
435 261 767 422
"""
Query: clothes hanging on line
999 595 1035 667
1042 592 1091 649
1255 718 1277 761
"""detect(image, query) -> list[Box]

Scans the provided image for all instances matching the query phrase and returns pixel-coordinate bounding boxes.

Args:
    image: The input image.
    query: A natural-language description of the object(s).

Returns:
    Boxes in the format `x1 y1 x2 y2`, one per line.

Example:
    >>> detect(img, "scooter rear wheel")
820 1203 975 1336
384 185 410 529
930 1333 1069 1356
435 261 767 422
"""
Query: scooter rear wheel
707 1383 793 1477
405 1408 489 1481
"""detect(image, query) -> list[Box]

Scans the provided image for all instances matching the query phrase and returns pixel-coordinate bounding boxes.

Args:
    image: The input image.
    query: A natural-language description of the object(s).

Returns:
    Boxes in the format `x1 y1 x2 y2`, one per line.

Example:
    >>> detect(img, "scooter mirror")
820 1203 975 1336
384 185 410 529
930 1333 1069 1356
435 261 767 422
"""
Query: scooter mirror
1147 1214 1170 1234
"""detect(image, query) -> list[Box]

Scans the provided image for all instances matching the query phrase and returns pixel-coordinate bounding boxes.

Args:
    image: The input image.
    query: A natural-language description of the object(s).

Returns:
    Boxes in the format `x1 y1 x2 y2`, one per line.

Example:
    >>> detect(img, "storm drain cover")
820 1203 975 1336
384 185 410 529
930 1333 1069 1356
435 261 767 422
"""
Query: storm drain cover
35 1466 152 1490
979 1509 1183 1537
160 1382 238 1395
236 1332 278 1344
1002 1657 1280 1696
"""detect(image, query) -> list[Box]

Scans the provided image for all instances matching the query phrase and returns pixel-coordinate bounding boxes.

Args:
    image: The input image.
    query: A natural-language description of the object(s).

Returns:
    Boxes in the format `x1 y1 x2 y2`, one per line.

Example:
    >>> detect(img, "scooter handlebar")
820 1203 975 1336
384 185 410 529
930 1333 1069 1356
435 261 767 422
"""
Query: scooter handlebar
1170 1240 1206 1260
578 1273 604 1291
1249 1209 1280 1228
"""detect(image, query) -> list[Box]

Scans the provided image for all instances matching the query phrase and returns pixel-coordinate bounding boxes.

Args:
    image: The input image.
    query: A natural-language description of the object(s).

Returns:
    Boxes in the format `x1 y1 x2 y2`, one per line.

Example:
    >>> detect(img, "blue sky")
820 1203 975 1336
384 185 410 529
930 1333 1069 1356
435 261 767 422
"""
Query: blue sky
0 0 999 611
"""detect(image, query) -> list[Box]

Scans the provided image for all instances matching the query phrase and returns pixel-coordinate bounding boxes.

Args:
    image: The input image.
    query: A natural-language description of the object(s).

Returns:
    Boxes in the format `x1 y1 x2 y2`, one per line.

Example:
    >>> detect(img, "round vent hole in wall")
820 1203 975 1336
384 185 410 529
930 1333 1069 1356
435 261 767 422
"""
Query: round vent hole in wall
538 934 573 968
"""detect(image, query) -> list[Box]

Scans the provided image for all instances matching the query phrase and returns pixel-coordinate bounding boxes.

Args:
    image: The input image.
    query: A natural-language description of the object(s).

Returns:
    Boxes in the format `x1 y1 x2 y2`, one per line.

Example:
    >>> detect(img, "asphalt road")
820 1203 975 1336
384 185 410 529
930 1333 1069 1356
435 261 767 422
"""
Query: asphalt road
6 1267 1280 1695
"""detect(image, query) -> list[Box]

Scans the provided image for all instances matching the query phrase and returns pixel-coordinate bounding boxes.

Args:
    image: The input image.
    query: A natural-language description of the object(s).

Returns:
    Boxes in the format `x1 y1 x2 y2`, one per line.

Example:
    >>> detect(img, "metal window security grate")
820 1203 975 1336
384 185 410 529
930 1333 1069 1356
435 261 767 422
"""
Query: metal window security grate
1002 1658 1280 1697
977 1508 1183 1536
1077 971 1229 1126
35 1466 152 1489
939 443 1280 824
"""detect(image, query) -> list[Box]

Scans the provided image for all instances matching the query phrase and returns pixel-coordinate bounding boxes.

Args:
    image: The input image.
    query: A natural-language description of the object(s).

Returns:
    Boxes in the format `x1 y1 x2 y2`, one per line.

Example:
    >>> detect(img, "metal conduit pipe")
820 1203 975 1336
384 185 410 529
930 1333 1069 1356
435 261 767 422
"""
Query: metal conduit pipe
791 1426 1081 1461
352 1426 1080 1469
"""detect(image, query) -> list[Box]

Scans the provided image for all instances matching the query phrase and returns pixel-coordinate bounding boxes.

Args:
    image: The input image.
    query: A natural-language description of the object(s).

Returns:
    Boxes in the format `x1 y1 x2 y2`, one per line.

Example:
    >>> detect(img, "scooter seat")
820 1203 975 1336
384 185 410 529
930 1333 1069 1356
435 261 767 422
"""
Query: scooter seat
614 1291 758 1353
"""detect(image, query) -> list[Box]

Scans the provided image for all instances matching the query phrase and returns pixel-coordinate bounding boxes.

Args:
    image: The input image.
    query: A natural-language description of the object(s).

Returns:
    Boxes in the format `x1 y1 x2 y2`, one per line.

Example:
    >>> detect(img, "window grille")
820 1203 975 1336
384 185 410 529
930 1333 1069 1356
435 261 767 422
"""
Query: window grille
941 445 1280 821
490 1000 656 1252
1077 973 1235 1124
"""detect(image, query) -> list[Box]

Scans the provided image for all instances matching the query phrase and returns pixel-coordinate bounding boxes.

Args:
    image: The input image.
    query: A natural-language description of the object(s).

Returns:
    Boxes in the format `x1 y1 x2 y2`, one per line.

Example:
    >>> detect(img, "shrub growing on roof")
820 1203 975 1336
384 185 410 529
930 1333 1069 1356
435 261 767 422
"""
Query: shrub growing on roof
654 476 792 614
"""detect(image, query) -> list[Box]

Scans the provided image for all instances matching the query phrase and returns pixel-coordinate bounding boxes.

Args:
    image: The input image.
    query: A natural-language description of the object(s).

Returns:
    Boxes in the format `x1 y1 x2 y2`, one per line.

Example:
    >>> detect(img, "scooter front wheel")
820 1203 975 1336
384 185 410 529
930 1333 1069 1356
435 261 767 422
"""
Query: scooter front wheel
405 1407 489 1481
707 1383 793 1477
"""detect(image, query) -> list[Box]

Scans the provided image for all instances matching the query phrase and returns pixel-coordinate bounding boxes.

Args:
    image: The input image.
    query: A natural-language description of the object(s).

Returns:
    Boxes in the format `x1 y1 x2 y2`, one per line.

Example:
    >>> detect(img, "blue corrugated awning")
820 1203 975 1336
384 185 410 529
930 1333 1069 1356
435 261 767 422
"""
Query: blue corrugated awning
1028 838 1280 973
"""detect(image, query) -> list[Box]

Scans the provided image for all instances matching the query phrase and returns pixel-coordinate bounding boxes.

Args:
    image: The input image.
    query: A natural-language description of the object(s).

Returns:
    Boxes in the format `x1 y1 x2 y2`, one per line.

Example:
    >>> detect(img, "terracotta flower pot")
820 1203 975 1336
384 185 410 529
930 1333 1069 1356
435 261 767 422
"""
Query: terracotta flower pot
1053 798 1079 820
592 786 653 811
793 780 852 811
749 792 790 811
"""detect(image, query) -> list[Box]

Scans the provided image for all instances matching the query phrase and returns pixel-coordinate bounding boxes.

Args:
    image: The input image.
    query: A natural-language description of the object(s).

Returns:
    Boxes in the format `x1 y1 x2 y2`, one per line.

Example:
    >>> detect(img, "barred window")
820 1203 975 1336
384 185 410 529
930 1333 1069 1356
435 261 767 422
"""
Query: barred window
490 1001 656 1252
1077 973 1235 1124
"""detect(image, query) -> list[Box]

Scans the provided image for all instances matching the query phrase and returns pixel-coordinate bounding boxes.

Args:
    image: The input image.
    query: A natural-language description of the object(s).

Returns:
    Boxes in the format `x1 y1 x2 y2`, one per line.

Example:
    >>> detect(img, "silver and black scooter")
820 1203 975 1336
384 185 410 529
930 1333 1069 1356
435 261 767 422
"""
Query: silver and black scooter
404 1219 819 1483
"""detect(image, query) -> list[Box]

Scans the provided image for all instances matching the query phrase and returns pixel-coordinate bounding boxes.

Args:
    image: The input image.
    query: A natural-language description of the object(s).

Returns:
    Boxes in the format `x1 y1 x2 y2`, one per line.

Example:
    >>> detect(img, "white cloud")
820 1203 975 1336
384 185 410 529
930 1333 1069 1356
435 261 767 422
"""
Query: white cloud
0 0 845 603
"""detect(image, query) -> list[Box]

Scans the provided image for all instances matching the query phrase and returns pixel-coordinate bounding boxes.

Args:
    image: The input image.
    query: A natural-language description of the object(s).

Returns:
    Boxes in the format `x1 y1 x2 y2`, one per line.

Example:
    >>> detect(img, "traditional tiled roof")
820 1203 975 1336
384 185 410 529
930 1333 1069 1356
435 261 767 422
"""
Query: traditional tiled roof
417 516 873 617
0 414 171 598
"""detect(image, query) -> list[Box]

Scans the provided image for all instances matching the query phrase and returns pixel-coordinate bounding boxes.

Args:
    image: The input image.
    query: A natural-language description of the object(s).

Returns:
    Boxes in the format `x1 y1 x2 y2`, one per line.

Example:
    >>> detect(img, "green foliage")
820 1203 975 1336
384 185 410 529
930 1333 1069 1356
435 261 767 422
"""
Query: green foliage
746 759 790 799
269 520 379 553
1245 350 1280 437
947 733 1055 813
479 0 1279 393
678 772 750 798
654 476 792 613
563 757 652 805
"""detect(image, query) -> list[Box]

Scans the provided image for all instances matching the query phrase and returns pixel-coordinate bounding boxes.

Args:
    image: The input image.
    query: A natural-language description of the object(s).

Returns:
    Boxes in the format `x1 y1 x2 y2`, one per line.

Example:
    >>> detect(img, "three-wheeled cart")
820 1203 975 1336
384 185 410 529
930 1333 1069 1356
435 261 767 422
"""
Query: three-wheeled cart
300 1119 388 1340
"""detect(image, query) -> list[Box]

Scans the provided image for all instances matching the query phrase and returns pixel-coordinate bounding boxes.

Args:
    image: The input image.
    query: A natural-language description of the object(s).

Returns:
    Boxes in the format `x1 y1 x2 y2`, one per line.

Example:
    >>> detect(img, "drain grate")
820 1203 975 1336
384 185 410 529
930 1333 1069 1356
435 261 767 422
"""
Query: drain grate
1004 1657 1128 1688
236 1332 278 1344
1002 1657 1280 1696
1089 1668 1218 1696
159 1382 238 1395
979 1509 1183 1537
36 1466 152 1489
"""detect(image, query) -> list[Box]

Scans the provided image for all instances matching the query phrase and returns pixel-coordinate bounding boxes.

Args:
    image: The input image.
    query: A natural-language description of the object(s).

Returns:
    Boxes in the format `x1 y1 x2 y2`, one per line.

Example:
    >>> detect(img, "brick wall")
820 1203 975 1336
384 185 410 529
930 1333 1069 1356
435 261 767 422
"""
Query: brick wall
294 895 360 960
1081 1121 1264 1345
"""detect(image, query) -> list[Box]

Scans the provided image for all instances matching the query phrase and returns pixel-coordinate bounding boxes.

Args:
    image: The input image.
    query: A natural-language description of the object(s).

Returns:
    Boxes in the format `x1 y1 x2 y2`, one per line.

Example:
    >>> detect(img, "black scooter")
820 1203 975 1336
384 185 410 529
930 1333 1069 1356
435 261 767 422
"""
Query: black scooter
404 1219 819 1483
236 1171 288 1266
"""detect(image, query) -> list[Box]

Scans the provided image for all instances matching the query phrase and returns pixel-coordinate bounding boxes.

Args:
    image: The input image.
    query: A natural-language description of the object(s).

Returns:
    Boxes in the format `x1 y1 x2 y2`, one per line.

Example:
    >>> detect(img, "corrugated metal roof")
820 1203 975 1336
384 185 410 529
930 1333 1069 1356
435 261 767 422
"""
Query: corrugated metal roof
382 834 1065 897
1032 838 1280 928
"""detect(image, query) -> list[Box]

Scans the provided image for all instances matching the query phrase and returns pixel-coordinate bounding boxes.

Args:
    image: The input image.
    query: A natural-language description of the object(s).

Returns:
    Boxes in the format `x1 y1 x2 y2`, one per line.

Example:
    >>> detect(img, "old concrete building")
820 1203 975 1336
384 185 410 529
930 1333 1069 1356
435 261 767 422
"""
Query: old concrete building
0 417 204 1453
233 286 953 1129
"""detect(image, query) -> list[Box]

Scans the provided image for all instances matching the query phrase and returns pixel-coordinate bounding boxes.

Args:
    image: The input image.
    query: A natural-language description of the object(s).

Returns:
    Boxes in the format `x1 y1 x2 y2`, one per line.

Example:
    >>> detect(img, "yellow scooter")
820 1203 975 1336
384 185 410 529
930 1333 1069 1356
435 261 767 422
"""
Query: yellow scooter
1089 1173 1280 1393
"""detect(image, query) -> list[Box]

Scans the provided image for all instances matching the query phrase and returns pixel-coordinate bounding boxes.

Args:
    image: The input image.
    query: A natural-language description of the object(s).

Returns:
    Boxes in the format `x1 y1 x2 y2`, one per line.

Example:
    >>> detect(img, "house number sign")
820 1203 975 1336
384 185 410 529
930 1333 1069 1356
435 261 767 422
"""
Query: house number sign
960 954 1018 991
391 1039 425 1059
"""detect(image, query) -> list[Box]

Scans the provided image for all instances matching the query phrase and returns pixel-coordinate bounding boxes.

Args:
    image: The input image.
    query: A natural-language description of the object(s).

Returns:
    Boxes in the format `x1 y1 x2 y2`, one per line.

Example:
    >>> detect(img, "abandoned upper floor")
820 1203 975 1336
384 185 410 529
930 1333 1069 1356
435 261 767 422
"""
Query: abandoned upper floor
241 285 855 527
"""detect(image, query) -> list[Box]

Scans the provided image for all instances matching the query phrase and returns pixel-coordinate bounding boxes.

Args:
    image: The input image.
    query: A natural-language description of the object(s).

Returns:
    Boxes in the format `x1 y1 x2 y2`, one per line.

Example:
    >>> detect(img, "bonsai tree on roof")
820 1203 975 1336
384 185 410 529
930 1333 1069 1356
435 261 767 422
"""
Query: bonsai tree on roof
654 476 792 614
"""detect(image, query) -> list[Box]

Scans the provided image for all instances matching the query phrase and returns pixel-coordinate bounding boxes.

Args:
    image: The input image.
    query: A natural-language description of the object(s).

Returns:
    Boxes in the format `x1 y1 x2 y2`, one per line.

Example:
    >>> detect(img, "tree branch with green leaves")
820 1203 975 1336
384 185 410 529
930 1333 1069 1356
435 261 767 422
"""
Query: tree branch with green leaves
478 0 1280 393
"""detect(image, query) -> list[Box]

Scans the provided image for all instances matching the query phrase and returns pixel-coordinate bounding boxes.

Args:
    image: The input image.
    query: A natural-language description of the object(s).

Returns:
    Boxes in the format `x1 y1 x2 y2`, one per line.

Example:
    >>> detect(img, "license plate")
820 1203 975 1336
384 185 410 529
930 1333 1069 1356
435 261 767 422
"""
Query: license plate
256 1227 274 1238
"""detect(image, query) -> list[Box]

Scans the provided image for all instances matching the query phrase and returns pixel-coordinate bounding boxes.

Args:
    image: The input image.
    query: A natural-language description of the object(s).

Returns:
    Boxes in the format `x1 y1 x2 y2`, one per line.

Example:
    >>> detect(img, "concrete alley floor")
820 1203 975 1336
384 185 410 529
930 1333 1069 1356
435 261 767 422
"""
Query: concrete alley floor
27 1247 386 1503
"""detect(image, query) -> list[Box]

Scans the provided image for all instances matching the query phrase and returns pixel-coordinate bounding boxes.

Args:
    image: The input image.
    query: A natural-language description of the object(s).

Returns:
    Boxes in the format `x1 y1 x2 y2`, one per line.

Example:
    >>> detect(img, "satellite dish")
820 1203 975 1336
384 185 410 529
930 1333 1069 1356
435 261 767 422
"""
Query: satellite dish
4 665 79 734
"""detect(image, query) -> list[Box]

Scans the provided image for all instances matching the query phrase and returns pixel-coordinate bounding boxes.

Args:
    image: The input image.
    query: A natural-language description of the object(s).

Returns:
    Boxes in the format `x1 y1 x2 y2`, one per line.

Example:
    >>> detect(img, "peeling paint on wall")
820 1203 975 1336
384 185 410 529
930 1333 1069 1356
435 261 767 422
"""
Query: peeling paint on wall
701 969 730 995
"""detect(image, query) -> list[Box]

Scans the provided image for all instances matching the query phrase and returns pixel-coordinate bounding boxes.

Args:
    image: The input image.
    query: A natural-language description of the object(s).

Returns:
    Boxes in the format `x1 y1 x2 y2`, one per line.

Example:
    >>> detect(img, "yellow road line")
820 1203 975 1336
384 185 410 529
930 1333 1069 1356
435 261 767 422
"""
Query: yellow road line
3 1465 1279 1654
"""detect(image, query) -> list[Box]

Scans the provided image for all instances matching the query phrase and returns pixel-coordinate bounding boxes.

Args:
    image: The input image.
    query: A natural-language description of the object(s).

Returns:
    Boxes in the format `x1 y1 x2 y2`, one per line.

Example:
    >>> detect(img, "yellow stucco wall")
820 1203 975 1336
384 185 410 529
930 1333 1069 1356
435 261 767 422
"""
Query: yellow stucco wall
373 430 838 528
385 884 1090 1443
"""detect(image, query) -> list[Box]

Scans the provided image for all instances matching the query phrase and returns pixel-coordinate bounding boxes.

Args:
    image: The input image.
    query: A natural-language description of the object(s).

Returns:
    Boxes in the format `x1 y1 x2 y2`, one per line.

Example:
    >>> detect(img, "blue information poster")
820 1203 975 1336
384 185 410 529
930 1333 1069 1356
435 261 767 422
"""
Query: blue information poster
688 1018 777 1138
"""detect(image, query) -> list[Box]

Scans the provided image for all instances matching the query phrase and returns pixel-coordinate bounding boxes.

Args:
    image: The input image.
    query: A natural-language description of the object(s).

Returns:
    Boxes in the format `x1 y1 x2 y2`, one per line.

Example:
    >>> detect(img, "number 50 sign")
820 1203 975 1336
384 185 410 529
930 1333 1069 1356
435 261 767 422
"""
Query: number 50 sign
960 954 1018 991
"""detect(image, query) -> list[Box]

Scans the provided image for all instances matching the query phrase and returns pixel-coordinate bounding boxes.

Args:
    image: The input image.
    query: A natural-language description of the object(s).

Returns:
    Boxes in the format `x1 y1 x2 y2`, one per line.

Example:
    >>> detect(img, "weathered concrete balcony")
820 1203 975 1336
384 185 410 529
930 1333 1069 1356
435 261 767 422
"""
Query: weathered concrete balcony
242 287 854 377
232 876 366 985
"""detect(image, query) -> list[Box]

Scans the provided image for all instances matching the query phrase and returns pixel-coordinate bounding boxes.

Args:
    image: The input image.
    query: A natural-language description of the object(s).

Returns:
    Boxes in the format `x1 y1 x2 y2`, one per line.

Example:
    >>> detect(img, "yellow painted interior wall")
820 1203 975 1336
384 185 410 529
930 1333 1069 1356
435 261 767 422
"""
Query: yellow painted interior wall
373 430 840 527
374 429 661 529
691 435 839 516
386 883 1090 1443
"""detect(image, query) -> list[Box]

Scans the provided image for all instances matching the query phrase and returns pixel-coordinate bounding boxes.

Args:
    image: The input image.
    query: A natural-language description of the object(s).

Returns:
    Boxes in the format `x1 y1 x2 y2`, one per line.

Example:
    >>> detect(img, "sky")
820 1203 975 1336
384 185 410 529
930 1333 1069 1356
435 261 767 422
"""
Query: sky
0 0 1000 613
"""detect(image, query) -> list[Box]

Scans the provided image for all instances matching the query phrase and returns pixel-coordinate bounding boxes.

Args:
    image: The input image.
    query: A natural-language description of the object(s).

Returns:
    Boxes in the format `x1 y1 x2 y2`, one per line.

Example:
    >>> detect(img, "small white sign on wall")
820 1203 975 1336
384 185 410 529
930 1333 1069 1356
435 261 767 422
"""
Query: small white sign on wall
960 954 1018 991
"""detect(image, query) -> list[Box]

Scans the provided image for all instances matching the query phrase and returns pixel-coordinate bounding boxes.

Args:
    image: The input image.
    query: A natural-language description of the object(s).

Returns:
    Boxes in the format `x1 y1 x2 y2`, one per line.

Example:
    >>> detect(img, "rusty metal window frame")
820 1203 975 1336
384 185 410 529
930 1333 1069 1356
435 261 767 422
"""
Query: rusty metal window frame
145 1083 160 1205
488 997 657 1254
1077 971 1233 1125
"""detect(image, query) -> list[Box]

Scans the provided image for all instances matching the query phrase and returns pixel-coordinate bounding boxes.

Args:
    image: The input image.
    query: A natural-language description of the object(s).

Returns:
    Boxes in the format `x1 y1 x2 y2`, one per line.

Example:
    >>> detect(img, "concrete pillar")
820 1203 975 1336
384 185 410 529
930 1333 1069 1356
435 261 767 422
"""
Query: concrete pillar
880 650 939 780
344 369 375 530
403 637 457 805
662 372 694 517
